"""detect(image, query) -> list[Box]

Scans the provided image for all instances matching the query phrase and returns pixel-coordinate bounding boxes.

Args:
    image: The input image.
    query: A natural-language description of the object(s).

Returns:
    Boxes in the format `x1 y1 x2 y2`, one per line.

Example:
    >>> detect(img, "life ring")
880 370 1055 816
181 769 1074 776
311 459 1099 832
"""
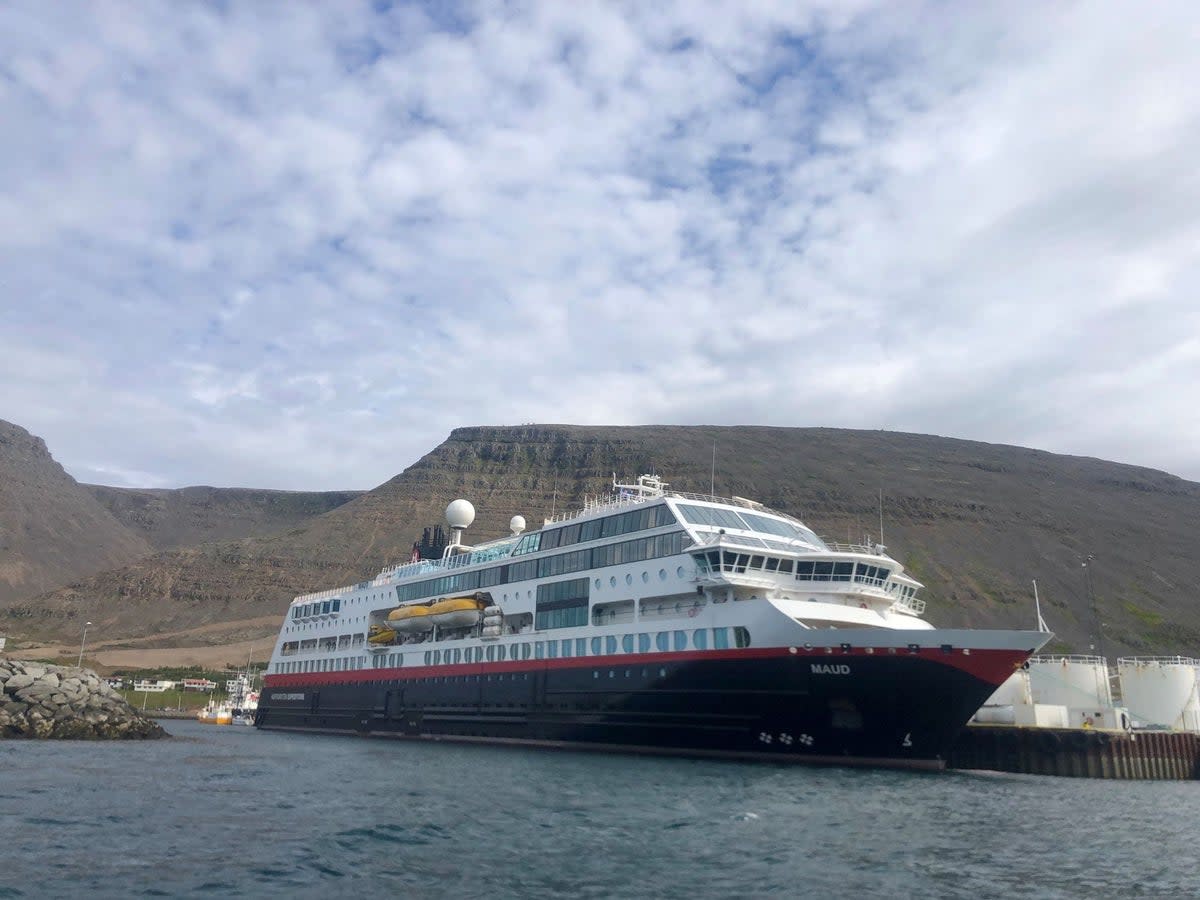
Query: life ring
688 607 699 618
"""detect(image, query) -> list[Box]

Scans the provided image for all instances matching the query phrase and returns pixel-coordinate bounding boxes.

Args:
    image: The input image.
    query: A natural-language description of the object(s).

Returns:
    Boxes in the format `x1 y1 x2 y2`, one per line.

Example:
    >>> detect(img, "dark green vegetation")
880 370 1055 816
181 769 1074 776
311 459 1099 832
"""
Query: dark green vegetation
2 422 1198 656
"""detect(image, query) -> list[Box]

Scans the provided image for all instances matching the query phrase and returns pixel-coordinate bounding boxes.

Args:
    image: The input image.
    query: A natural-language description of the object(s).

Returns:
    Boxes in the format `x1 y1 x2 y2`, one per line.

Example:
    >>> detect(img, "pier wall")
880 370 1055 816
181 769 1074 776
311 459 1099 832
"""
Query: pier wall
949 725 1200 780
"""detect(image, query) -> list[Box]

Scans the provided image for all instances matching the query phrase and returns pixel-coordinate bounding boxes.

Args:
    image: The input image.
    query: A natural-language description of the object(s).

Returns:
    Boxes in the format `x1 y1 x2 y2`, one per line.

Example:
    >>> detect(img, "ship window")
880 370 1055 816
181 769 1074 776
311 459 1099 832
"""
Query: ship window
749 556 765 570
332 599 341 612
541 529 562 551
621 634 634 653
673 630 687 651
832 562 854 582
522 644 532 660
547 640 558 658
561 640 572 658
813 561 834 581
496 644 506 661
580 519 602 542
693 629 708 650
734 627 751 648
795 561 814 579
638 633 651 653
712 628 730 650
656 632 669 652
605 636 618 655
535 642 545 660
591 637 603 655
764 557 780 572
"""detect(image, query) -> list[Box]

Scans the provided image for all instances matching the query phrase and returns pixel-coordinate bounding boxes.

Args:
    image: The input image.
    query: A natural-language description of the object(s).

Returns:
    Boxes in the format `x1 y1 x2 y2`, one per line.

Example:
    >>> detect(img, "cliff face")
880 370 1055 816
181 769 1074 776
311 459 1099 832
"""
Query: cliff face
0 420 153 607
4 424 1200 656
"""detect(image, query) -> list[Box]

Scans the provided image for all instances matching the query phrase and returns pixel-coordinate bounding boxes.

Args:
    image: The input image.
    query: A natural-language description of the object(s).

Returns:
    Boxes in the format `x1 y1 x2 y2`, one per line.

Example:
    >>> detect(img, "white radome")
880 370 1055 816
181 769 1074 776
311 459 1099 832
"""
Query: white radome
446 499 476 529
510 515 526 535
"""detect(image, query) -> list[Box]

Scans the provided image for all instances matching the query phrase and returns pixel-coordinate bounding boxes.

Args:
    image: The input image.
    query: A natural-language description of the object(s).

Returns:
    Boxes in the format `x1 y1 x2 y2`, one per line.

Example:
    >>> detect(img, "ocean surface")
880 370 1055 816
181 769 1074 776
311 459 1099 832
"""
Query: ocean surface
2 720 1199 899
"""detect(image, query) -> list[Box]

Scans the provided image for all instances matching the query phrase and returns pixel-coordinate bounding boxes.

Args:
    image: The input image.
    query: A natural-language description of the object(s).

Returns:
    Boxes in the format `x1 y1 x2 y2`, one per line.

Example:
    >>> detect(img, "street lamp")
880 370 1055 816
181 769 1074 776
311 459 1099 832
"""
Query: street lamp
77 621 93 668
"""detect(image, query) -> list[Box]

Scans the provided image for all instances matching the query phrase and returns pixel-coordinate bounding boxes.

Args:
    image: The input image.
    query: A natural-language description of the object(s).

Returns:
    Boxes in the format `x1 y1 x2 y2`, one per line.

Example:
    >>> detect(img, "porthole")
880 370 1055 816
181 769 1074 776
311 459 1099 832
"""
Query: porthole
610 576 617 587
625 574 633 586
659 569 668 581
676 566 685 578
641 571 650 583
595 578 602 590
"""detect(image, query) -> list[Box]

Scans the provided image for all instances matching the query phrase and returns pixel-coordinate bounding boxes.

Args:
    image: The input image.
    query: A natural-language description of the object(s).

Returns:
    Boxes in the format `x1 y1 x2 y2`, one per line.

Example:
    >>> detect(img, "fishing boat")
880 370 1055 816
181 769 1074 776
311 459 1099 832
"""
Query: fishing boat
257 475 1051 769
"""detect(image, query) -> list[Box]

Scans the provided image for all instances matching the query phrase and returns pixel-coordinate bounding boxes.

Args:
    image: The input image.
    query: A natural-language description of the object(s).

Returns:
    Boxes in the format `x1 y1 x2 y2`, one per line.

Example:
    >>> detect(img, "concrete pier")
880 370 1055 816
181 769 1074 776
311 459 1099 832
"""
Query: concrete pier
949 724 1200 779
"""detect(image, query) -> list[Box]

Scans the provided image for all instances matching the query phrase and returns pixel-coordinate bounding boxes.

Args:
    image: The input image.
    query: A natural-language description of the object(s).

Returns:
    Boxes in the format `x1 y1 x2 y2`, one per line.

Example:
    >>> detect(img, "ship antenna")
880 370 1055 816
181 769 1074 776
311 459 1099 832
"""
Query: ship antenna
550 469 558 520
710 442 716 496
878 486 884 548
1032 580 1049 632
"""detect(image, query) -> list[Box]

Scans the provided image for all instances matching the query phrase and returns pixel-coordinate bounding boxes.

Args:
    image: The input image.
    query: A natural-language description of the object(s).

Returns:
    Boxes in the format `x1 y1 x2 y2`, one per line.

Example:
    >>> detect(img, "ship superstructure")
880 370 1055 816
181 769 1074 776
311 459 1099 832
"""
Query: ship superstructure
258 475 1050 768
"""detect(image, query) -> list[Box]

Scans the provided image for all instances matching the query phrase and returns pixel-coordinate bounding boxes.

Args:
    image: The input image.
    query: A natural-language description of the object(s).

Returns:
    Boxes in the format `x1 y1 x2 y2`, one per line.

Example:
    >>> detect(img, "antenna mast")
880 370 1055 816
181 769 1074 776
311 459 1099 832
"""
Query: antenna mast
710 442 716 496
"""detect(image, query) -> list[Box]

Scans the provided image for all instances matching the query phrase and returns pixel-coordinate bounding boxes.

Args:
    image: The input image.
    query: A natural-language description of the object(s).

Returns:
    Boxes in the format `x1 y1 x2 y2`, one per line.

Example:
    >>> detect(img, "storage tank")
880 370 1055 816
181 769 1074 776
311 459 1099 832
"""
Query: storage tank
1027 655 1113 709
1117 657 1200 731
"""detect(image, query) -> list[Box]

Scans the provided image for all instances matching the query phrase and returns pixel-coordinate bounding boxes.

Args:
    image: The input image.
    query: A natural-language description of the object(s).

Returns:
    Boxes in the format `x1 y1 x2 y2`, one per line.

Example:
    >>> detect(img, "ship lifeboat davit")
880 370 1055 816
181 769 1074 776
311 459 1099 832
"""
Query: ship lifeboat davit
387 596 487 632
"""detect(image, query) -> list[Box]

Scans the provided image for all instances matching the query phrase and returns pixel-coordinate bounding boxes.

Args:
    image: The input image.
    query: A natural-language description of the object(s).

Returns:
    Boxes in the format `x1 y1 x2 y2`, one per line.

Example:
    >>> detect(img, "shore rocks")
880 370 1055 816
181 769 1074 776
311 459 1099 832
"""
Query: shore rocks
0 657 166 739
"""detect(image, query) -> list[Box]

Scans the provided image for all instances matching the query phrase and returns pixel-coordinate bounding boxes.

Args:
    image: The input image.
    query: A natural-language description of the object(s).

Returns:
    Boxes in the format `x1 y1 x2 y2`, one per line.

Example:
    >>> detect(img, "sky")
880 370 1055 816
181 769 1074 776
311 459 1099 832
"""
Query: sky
2 1 1198 491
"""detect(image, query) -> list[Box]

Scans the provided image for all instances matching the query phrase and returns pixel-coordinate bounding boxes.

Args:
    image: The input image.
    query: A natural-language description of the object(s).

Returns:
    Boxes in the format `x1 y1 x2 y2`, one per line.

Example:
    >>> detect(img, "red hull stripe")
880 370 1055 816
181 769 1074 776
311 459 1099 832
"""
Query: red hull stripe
263 645 1028 691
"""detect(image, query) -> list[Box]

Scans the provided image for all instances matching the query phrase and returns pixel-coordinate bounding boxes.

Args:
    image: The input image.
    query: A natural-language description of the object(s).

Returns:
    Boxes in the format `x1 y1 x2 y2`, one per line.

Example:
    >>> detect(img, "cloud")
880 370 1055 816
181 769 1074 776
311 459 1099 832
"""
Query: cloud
1 0 1198 490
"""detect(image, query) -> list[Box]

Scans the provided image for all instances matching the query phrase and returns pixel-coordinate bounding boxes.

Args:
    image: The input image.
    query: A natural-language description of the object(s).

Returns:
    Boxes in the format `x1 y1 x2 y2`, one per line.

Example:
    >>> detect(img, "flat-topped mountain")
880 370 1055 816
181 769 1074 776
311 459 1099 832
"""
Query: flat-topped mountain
3 424 1199 657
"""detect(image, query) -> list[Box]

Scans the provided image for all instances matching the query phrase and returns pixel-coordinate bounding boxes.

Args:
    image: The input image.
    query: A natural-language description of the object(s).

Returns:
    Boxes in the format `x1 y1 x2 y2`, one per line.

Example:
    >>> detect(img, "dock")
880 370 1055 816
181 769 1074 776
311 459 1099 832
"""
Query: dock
949 724 1200 780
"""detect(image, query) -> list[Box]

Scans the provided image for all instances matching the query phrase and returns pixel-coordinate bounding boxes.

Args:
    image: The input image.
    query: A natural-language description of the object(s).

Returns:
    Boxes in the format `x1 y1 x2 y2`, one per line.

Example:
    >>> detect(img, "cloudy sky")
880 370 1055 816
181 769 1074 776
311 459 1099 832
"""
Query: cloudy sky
2 2 1198 491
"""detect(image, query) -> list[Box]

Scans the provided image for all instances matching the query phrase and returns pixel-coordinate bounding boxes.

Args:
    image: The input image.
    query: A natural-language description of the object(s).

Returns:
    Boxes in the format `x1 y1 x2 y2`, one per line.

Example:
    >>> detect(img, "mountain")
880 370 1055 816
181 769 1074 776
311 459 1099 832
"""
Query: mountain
86 484 362 552
0 420 152 608
4 424 1200 656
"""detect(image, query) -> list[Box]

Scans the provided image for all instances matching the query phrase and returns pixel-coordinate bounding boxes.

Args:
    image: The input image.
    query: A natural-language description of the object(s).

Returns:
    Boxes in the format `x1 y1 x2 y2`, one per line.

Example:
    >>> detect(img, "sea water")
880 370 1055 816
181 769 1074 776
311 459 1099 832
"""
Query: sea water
2 719 1198 899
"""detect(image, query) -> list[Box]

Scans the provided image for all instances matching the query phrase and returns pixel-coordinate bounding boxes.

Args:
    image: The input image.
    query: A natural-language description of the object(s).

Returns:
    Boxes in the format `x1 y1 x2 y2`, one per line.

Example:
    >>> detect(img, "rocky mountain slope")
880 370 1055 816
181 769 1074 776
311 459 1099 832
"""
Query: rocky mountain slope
86 484 361 552
4 424 1199 656
0 420 152 608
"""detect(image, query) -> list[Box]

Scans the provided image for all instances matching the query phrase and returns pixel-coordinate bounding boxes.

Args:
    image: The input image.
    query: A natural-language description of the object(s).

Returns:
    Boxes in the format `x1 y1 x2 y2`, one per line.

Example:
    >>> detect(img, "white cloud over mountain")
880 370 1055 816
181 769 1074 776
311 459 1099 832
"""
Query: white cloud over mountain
2 1 1197 489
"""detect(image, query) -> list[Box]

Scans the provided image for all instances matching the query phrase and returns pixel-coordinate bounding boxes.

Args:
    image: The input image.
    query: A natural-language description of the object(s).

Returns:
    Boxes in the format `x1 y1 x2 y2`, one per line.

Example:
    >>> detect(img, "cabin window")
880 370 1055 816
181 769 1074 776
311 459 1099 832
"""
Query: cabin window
521 644 533 660
693 629 708 651
332 599 341 612
535 642 545 660
576 638 587 657
591 637 603 655
497 644 507 661
622 634 635 653
656 632 669 652
638 633 651 653
561 640 572 659
605 636 618 655
734 627 751 648
547 640 558 659
673 631 687 651
712 627 730 650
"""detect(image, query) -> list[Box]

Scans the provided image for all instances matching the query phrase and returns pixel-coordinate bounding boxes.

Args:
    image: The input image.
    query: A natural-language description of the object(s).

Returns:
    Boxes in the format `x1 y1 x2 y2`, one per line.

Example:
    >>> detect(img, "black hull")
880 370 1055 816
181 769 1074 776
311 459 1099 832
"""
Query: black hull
258 649 1020 770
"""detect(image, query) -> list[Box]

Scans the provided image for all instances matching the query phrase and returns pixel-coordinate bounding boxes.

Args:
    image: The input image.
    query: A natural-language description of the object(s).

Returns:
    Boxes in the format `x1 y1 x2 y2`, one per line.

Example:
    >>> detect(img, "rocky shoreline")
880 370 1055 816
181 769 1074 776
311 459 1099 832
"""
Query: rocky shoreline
0 657 166 739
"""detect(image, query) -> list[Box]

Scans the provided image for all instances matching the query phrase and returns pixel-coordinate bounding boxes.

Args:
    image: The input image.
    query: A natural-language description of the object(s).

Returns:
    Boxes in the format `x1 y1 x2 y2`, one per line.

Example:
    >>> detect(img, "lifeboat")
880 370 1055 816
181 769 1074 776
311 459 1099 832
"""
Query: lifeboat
367 624 397 645
387 595 487 632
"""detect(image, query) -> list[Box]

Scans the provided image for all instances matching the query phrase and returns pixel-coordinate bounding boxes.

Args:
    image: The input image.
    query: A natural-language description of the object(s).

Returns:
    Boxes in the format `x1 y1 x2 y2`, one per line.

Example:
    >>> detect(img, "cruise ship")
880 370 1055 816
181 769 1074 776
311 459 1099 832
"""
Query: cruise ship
257 475 1051 769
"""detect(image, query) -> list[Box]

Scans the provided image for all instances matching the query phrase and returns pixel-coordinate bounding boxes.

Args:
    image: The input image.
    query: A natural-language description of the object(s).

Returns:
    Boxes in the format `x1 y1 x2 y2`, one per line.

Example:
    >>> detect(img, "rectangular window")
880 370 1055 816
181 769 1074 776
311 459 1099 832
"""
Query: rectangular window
547 640 558 659
712 627 730 650
577 638 587 657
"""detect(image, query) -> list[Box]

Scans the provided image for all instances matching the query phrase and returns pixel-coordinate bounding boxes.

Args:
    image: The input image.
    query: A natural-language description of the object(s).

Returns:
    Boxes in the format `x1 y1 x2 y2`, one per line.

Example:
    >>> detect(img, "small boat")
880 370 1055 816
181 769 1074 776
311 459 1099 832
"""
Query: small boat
196 701 233 725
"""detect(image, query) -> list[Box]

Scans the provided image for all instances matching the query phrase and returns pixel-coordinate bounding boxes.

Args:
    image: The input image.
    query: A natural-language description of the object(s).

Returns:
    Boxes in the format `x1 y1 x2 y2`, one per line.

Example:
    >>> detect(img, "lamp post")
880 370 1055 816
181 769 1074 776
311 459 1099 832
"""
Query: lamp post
77 621 93 668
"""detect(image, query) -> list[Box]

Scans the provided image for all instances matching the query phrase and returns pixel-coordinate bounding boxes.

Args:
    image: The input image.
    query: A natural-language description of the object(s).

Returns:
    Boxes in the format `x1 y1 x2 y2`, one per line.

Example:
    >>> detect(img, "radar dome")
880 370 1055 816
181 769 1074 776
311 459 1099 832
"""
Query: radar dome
445 499 476 529
510 515 526 535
